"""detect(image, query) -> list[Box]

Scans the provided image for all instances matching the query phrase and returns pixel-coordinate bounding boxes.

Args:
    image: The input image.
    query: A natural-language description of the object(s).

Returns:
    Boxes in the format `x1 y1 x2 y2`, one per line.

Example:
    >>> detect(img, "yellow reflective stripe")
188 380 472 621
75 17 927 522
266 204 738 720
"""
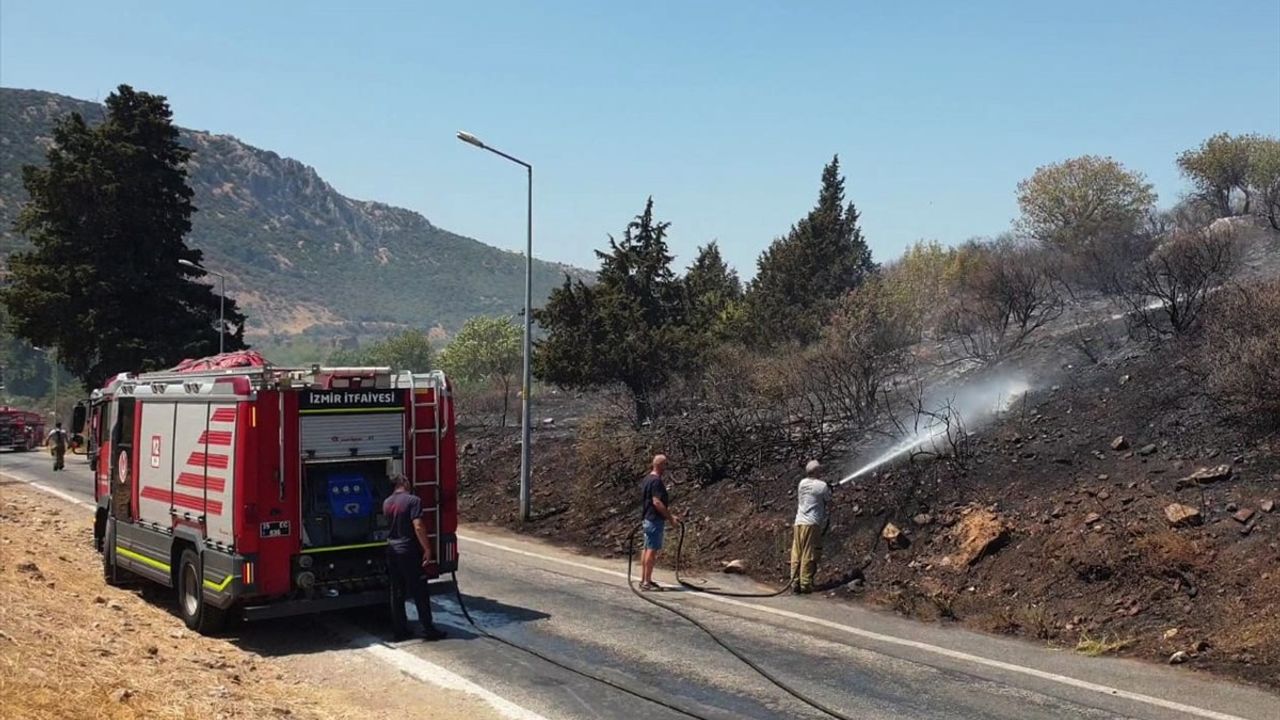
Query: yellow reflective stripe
203 574 236 592
298 408 403 415
116 546 236 592
301 541 387 554
116 546 170 572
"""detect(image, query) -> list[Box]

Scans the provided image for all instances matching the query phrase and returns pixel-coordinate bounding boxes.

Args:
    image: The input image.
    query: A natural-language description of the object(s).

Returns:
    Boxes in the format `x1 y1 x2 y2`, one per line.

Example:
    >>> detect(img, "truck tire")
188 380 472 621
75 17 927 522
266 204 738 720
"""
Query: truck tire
177 548 226 635
101 520 126 587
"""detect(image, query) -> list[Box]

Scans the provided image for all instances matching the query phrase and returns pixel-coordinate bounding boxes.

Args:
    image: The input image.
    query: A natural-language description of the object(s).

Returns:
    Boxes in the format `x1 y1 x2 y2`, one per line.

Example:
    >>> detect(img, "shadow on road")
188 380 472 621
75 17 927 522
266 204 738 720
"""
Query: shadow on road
225 589 552 658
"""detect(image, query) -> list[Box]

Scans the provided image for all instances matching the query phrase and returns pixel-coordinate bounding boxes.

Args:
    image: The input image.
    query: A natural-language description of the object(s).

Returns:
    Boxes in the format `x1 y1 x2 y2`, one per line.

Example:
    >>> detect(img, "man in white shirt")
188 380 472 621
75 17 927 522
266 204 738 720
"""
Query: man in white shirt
790 459 832 594
46 422 69 471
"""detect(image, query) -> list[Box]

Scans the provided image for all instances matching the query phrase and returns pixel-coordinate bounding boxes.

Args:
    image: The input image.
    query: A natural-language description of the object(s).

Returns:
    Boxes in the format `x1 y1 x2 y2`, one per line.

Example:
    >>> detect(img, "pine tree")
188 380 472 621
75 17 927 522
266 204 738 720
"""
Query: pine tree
744 156 875 345
534 198 692 424
0 85 247 388
684 241 743 339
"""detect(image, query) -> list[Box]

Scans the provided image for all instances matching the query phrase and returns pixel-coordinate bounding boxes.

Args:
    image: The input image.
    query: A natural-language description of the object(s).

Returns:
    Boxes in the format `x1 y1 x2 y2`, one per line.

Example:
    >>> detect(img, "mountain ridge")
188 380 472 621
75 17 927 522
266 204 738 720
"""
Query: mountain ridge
0 87 588 340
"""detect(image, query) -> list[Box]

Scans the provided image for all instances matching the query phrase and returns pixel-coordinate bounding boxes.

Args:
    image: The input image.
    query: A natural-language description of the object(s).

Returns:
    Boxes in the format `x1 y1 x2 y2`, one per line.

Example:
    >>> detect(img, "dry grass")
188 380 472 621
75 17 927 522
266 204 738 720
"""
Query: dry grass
1075 633 1135 658
1134 527 1204 575
0 482 495 720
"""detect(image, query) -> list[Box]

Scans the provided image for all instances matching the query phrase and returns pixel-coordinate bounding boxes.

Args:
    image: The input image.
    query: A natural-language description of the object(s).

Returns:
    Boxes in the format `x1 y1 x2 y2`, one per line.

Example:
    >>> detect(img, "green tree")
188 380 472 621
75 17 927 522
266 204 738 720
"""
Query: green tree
880 239 957 336
534 198 692 424
1247 136 1280 231
364 329 435 372
1016 155 1157 251
744 155 875 345
1177 133 1260 217
0 85 246 389
439 315 522 426
683 241 743 340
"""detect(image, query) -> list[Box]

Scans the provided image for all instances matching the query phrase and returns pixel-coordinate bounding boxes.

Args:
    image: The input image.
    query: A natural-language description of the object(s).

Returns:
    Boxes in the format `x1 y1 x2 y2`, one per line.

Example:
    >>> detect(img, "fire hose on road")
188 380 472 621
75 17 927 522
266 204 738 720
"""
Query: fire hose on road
450 571 716 720
673 523 793 598
628 527 857 720
448 526 855 720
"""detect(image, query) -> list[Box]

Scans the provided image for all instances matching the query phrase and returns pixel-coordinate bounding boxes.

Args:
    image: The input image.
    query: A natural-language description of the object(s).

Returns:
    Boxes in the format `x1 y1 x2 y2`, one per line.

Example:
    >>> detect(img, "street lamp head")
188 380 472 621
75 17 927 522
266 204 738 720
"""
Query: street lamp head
178 258 201 270
456 131 486 149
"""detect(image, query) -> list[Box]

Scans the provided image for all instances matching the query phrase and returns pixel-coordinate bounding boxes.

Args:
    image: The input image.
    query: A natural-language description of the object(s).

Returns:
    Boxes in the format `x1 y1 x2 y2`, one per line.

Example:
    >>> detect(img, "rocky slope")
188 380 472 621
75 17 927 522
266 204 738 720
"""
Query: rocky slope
0 87 587 338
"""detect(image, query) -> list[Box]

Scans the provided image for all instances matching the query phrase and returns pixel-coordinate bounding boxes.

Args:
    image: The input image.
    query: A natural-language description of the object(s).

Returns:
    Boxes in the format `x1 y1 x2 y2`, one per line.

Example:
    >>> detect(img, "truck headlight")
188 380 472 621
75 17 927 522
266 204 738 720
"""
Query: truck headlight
298 554 314 569
296 571 316 590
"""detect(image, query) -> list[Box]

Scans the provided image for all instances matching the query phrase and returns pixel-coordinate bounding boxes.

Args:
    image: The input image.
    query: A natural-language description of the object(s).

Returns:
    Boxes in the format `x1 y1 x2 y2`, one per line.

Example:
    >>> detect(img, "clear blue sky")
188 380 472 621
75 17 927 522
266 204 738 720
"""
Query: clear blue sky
3 1 1278 276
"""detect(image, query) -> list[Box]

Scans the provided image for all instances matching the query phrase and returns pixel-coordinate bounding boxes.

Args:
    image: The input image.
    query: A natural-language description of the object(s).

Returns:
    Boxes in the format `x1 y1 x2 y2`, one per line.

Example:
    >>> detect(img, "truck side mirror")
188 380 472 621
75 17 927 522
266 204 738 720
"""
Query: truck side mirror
71 403 87 435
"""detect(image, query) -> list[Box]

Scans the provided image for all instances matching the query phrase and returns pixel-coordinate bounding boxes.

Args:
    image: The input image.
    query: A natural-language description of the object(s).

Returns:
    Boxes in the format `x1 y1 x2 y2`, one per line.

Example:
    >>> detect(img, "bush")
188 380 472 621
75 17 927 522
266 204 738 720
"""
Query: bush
452 380 515 428
941 239 1063 362
812 277 917 425
659 349 783 487
1192 278 1280 427
1123 226 1241 336
573 414 651 511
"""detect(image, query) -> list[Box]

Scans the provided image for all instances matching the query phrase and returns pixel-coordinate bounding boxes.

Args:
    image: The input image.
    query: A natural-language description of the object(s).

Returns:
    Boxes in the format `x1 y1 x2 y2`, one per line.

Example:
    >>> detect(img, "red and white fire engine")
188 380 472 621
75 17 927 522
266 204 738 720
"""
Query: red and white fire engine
81 353 458 633
0 406 45 452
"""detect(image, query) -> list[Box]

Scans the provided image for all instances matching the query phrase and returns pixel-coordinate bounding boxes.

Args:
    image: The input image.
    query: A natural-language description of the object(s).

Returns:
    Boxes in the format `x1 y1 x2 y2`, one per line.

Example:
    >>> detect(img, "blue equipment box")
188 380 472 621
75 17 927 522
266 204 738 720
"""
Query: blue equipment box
327 473 374 519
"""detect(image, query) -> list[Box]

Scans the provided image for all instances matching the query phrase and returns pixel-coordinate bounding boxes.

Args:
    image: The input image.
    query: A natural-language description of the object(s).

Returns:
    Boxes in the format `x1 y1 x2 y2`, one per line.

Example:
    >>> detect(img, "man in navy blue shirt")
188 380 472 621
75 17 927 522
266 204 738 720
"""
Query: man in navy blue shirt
384 475 446 641
639 454 679 591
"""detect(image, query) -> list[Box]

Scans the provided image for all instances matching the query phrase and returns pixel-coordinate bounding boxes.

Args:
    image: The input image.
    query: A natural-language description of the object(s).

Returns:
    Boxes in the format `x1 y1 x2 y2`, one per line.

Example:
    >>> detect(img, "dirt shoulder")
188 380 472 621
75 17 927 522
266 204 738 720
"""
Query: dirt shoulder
0 481 499 720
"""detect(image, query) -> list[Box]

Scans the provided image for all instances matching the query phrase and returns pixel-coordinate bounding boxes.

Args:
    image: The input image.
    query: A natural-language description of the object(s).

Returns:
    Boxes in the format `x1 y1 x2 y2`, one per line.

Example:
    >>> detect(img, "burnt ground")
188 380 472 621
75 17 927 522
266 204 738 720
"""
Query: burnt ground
458 230 1280 691
459 348 1279 690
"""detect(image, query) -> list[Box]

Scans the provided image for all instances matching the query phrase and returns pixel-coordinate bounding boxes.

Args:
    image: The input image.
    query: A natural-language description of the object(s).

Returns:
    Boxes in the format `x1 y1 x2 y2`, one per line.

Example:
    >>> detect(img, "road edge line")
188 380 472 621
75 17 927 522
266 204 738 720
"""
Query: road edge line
331 623 553 720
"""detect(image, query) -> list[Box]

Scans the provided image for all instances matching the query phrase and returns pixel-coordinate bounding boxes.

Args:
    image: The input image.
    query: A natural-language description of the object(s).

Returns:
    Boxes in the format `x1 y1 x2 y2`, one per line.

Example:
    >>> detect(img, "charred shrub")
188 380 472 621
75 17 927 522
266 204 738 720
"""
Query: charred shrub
1191 277 1280 427
572 413 651 511
941 239 1063 363
1122 226 1241 336
661 349 781 487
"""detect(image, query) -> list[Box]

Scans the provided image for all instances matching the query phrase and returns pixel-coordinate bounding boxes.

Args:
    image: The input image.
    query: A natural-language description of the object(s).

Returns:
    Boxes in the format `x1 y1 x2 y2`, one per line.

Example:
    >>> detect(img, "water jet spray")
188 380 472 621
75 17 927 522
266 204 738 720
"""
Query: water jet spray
838 375 1031 485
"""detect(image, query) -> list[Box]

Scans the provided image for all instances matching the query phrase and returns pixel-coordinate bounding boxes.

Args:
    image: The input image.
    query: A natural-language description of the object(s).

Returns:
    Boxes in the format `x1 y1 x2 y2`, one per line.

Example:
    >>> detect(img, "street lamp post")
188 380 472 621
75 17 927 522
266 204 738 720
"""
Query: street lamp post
457 130 534 522
179 259 226 355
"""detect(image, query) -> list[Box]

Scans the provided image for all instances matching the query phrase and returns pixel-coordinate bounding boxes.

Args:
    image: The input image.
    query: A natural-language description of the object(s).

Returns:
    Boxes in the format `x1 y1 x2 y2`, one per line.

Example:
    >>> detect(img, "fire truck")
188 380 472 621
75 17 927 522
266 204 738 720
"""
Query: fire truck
0 406 45 452
79 354 458 634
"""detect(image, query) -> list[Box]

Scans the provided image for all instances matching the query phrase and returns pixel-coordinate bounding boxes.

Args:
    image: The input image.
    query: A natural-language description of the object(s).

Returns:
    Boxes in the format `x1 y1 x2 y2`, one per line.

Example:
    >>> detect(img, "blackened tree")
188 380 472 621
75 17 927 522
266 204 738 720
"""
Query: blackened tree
1 85 246 389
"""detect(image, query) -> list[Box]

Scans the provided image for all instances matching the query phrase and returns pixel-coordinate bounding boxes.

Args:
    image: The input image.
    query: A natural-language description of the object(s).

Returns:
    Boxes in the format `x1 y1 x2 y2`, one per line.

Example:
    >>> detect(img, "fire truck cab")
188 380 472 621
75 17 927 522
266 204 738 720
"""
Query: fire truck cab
85 357 458 634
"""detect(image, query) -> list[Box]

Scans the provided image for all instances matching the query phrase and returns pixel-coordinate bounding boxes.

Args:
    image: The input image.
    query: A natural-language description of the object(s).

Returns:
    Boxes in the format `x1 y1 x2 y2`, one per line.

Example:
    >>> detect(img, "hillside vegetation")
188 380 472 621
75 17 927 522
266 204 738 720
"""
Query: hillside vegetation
0 87 588 339
459 138 1280 688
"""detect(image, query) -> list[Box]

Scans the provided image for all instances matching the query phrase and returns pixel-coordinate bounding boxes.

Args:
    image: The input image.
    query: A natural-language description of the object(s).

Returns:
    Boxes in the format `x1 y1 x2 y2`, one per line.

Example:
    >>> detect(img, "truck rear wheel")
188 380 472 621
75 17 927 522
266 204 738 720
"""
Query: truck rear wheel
177 549 226 635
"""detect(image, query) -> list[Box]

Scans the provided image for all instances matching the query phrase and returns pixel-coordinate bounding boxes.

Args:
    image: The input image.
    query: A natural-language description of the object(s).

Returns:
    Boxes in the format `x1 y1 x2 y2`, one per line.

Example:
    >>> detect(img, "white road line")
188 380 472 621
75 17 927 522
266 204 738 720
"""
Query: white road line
458 534 1251 720
4 475 551 720
334 624 553 720
27 481 96 509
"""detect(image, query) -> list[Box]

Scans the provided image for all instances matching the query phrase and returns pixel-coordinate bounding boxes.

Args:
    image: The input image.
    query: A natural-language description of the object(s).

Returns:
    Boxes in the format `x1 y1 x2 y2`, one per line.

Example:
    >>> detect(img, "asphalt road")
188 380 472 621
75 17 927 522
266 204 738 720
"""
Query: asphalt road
2 450 1275 720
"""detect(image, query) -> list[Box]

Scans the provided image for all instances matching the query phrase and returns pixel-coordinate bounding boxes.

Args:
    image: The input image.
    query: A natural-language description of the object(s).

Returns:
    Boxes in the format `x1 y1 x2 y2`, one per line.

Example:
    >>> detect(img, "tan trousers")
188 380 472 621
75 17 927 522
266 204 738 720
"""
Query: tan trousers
790 524 821 592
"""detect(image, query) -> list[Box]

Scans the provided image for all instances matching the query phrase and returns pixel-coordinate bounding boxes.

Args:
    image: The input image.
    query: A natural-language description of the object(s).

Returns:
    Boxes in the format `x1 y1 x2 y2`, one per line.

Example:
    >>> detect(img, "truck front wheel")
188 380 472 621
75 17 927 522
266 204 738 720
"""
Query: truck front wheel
177 548 226 635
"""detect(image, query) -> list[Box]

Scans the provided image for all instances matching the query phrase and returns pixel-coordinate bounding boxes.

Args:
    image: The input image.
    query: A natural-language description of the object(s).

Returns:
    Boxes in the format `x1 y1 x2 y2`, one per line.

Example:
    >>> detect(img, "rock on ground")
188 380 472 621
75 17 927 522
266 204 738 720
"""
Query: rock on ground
1164 503 1203 528
946 508 1008 566
1175 464 1233 489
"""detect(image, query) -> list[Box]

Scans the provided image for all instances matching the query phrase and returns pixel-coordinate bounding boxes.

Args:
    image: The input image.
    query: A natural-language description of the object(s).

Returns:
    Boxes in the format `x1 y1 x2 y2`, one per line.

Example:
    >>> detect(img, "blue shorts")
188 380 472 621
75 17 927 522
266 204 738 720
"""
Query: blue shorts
643 519 665 550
